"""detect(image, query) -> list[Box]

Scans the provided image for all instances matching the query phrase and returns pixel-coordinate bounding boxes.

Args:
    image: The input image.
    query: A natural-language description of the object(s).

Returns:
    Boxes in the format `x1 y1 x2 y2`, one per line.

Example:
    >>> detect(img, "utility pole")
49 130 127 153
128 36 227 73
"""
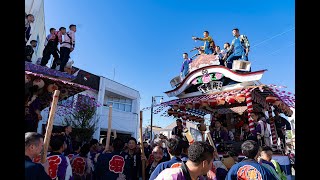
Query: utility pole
150 96 154 141
150 96 163 141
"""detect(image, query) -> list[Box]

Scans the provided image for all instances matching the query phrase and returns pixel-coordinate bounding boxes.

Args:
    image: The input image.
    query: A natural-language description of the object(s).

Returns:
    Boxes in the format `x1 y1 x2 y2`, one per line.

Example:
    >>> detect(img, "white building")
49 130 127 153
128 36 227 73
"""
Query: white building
38 70 140 141
25 0 46 64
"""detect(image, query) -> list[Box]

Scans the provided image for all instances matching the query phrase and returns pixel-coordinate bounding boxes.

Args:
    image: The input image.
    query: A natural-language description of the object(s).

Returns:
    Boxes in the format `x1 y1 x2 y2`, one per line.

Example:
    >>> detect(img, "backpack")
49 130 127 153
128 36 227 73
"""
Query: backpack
61 32 73 47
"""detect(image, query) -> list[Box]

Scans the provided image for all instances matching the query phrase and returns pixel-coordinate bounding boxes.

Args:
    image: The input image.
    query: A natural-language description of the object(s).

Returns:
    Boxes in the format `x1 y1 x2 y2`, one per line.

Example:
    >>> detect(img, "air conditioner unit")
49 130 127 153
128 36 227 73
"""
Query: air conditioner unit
232 60 251 71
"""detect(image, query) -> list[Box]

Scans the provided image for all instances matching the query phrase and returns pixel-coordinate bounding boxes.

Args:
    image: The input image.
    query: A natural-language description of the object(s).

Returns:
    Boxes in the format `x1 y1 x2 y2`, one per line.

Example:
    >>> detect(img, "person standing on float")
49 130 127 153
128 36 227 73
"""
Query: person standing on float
226 28 250 69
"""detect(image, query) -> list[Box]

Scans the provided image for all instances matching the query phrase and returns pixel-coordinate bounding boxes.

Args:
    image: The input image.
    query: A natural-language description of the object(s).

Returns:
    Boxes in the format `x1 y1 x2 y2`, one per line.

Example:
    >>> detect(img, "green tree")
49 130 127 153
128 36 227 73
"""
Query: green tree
63 94 100 143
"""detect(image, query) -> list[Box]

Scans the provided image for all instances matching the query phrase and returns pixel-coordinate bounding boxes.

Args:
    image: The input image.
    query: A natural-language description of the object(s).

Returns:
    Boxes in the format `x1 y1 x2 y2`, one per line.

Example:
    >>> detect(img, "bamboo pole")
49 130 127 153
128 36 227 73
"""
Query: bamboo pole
105 104 113 152
201 131 205 142
206 132 217 152
139 111 146 180
183 128 195 145
41 90 60 163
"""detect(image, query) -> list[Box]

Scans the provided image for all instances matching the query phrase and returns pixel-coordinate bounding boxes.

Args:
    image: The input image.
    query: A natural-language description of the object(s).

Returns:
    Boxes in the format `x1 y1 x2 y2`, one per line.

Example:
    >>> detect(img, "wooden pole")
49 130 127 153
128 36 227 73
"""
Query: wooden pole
139 111 146 180
202 132 205 142
206 132 217 152
183 128 195 145
105 104 113 152
41 90 60 163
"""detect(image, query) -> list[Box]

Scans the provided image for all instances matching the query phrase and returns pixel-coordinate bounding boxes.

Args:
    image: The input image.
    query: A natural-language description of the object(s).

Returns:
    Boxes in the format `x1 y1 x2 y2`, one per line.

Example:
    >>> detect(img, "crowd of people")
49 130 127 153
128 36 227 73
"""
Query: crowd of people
25 13 76 74
25 118 292 180
208 108 291 154
180 28 251 79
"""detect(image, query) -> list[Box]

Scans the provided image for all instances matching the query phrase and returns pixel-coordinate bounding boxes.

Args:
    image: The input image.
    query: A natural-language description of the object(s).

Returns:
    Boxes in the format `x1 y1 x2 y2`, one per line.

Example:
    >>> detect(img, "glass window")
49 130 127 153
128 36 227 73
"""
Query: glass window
119 104 125 111
113 103 119 109
125 105 132 112
106 96 132 112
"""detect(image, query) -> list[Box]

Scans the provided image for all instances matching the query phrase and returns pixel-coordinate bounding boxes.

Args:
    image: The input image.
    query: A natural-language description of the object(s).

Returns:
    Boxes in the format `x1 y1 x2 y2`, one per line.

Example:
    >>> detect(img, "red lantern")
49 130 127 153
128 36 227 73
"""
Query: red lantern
217 98 225 106
235 94 246 103
25 75 32 84
186 102 193 109
226 95 236 104
200 100 209 107
208 99 217 107
47 84 59 93
193 101 201 109
273 100 281 106
266 96 278 104
33 78 45 89
167 109 174 116
179 104 186 111
279 102 285 110
173 104 179 110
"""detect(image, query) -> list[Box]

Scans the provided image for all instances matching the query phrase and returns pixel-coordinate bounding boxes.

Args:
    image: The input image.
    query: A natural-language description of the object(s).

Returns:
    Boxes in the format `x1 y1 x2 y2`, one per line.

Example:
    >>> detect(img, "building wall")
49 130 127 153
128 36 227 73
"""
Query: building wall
25 0 46 64
94 77 140 140
38 77 140 140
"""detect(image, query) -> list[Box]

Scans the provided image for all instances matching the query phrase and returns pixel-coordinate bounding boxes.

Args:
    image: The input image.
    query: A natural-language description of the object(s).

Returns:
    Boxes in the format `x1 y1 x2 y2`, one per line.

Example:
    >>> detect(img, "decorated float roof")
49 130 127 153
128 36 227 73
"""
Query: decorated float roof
166 65 266 98
25 71 94 111
25 62 77 81
145 84 294 123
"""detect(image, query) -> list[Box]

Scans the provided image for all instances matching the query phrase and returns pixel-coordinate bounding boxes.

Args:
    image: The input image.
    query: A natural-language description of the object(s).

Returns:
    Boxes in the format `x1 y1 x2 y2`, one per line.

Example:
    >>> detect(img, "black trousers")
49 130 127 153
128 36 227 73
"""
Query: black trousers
277 131 286 149
41 43 59 67
59 47 71 72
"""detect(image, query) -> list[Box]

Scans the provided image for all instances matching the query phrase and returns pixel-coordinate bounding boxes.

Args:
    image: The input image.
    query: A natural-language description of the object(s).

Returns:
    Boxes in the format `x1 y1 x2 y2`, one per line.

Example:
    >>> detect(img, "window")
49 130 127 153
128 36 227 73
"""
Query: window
125 104 132 112
113 103 119 109
119 104 125 111
107 96 132 112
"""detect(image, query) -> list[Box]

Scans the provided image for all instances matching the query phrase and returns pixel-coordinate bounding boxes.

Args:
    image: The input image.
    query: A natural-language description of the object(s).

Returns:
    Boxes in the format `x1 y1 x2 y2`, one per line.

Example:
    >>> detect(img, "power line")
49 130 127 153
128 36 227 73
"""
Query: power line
268 42 295 56
251 27 295 49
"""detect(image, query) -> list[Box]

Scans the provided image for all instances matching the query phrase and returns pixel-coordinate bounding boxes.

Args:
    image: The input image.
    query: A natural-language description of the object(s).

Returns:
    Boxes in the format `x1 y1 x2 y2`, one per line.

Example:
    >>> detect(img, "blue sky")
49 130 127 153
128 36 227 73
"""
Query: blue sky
44 0 295 128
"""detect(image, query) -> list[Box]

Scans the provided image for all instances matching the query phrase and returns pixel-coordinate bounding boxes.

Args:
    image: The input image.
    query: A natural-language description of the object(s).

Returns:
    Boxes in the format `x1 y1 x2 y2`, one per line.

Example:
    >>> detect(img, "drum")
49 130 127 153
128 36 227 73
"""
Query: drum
232 60 251 71
170 76 182 88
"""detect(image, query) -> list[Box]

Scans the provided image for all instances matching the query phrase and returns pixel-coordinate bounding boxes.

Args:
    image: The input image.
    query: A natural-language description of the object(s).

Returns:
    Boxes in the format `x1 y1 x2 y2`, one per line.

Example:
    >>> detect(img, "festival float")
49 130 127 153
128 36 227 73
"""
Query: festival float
147 42 295 178
25 61 92 121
